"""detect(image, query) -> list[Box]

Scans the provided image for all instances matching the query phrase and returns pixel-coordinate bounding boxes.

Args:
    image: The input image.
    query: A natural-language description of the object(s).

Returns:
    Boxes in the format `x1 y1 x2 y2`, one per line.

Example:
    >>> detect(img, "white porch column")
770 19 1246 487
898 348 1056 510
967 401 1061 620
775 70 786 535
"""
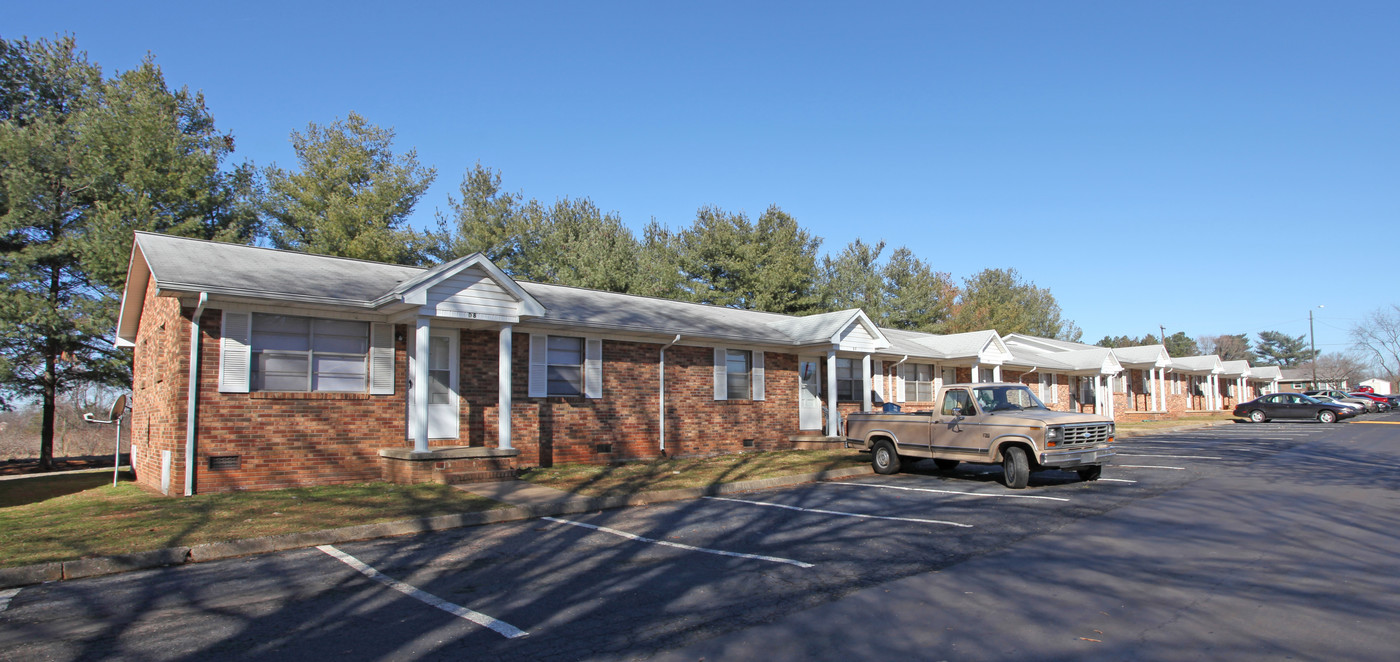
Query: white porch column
993 365 1002 381
861 354 872 412
826 350 838 436
411 316 431 453
971 363 980 383
1211 374 1220 410
498 325 513 450
1106 375 1115 419
1156 368 1164 411
1094 376 1104 416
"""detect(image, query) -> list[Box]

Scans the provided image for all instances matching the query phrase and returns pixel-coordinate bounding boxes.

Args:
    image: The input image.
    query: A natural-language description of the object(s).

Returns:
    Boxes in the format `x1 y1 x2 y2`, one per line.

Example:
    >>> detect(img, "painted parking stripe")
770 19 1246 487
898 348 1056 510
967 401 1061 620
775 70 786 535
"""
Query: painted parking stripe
1116 453 1221 460
542 517 814 568
1115 464 1186 470
827 481 1070 502
317 545 528 639
0 587 19 613
1097 478 1137 483
1354 421 1400 425
704 496 974 528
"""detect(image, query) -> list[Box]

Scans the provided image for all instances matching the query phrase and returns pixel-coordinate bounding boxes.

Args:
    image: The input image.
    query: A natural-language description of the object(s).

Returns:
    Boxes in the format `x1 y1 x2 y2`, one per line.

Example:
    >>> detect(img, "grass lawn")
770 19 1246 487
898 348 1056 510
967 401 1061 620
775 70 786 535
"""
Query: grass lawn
0 475 505 568
521 448 869 497
1116 413 1237 432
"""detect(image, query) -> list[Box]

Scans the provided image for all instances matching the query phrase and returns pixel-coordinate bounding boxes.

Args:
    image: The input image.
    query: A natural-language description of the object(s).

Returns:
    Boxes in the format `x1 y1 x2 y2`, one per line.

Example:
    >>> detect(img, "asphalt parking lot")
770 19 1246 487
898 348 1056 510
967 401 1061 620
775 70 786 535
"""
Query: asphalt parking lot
3 415 1399 661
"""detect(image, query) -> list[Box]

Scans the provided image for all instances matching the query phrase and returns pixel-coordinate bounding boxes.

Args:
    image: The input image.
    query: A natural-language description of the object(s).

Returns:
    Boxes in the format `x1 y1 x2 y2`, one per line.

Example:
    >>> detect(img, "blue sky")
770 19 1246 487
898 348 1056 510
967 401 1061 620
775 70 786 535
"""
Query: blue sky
8 1 1396 358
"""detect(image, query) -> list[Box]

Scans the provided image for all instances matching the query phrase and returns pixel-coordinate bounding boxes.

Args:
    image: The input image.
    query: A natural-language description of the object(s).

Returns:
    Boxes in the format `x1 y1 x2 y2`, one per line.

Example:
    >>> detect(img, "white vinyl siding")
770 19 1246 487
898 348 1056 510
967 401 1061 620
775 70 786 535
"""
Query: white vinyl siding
424 267 518 320
250 314 369 392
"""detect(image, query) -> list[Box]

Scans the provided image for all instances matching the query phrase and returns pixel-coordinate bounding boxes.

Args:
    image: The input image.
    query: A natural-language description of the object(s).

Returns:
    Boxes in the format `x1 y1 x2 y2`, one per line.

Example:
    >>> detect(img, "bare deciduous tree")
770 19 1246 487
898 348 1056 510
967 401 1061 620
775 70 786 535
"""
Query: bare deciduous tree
1351 304 1400 381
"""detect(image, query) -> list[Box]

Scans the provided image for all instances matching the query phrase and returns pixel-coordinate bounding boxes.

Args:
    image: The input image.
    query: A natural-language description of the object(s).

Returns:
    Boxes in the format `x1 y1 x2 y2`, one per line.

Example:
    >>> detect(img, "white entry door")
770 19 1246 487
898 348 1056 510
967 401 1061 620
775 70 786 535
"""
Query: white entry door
427 329 459 439
798 357 823 430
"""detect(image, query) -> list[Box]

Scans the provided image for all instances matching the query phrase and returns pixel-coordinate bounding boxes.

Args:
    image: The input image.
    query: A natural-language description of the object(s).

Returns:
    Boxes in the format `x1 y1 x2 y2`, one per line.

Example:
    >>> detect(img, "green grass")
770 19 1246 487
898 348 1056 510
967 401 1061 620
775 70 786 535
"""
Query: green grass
1115 413 1236 432
0 477 505 568
520 449 868 497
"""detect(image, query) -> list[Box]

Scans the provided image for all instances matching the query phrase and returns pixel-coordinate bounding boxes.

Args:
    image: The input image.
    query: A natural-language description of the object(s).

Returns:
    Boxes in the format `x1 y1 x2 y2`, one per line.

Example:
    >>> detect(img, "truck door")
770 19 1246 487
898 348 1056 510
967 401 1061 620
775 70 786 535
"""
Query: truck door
929 388 990 457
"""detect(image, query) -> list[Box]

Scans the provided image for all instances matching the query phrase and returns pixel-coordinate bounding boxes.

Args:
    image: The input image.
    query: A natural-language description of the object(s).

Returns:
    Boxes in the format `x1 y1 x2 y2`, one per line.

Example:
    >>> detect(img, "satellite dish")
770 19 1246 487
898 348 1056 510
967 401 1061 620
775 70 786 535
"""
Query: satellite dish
107 394 128 422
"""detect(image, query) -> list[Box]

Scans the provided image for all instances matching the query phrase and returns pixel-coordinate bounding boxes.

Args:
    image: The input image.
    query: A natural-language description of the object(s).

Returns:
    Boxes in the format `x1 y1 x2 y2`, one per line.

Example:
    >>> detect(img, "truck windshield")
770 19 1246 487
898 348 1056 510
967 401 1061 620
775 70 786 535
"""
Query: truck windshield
973 385 1048 413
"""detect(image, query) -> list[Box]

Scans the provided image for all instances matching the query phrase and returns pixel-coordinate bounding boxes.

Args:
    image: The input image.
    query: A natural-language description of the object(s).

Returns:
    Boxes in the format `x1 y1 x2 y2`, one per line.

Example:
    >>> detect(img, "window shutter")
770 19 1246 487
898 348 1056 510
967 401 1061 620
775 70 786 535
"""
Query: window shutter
529 335 548 397
584 338 603 399
713 348 726 400
895 363 907 403
752 351 765 401
369 323 395 395
873 360 884 399
218 310 251 393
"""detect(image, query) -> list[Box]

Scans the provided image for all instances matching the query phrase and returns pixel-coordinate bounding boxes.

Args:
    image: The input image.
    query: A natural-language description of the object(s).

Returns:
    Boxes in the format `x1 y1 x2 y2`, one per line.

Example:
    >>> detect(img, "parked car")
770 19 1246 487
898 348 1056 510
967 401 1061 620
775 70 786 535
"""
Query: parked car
1312 395 1365 414
1305 389 1378 413
1348 393 1392 412
1355 385 1374 393
1234 393 1356 423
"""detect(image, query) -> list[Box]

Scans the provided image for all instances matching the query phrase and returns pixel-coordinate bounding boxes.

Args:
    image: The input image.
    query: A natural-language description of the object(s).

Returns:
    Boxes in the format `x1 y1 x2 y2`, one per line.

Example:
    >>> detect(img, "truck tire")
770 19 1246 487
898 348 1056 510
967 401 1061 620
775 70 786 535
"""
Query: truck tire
872 440 902 475
1001 446 1029 489
933 459 959 471
1076 465 1102 482
1317 410 1337 424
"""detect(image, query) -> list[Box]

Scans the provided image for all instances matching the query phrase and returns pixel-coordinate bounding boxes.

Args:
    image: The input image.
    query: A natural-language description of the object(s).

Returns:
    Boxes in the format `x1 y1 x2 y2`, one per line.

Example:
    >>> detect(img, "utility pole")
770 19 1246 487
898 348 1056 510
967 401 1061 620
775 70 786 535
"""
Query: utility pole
1159 324 1166 346
1309 309 1318 389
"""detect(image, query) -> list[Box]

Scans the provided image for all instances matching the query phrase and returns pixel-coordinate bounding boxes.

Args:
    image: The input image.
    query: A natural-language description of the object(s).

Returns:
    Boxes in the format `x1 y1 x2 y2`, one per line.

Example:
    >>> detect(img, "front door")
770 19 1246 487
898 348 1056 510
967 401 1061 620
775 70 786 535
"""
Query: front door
427 329 459 439
799 357 823 430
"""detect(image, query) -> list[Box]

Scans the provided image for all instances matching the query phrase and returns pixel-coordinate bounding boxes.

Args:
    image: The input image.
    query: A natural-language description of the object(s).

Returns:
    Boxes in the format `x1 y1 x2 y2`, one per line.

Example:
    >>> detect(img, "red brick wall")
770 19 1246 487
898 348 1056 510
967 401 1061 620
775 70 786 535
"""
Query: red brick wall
129 279 191 495
462 333 805 465
191 312 409 492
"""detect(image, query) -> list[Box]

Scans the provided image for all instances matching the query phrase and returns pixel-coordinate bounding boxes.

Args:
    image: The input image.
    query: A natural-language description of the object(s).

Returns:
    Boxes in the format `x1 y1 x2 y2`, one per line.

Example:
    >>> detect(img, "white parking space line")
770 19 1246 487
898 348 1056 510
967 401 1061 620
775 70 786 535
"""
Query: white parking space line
1115 465 1186 470
542 517 815 568
0 587 19 613
317 545 528 639
1116 453 1221 460
704 496 974 528
1096 478 1137 483
826 481 1071 502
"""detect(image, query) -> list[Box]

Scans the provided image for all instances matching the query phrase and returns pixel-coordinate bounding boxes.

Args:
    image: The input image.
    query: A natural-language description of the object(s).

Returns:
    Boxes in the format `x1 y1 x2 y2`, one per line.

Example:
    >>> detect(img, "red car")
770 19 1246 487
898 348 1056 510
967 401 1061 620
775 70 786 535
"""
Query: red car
1355 385 1375 393
1349 392 1392 412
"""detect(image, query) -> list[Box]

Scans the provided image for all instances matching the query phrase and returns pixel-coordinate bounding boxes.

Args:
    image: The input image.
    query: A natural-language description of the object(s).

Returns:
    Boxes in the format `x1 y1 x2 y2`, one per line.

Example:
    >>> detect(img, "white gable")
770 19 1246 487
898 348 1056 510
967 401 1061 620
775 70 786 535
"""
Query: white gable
838 323 881 353
424 267 521 321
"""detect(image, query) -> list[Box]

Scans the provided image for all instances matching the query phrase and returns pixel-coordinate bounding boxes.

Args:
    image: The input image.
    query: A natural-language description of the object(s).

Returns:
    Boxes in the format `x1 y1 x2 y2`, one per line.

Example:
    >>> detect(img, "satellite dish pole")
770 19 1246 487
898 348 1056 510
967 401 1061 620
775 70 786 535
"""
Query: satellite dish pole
84 394 129 487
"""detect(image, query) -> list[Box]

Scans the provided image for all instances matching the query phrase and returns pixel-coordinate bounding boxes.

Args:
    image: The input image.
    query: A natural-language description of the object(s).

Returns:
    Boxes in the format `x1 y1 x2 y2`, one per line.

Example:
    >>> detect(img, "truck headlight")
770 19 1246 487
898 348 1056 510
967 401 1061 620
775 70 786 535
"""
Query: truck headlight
1046 426 1063 446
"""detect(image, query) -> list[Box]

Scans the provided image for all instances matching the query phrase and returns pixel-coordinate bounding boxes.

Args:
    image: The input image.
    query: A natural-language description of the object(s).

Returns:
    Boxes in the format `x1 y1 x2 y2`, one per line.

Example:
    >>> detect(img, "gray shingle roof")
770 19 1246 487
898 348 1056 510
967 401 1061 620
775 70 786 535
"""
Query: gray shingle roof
129 232 884 347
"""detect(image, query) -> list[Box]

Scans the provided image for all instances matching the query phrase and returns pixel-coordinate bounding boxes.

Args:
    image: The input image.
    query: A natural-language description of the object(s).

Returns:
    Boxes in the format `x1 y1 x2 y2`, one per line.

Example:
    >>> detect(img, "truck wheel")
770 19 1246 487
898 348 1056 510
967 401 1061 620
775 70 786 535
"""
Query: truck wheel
1317 410 1337 424
933 459 959 471
1076 465 1102 482
1001 446 1029 489
1248 409 1267 423
872 440 902 475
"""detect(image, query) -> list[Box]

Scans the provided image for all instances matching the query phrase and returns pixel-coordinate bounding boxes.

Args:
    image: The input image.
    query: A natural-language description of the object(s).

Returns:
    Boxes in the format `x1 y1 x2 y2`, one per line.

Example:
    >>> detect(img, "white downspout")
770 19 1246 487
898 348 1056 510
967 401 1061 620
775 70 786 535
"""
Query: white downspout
659 335 681 453
184 292 208 497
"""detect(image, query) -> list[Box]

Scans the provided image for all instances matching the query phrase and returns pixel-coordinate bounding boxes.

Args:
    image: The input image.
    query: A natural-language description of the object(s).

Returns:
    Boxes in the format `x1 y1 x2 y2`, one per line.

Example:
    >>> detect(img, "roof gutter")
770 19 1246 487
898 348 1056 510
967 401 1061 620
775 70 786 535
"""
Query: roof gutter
659 335 681 453
184 292 208 497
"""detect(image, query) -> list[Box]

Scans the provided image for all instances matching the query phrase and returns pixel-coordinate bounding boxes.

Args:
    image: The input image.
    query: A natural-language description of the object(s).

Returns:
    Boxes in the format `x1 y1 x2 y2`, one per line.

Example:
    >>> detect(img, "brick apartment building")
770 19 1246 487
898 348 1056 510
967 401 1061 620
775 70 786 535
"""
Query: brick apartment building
116 232 1284 496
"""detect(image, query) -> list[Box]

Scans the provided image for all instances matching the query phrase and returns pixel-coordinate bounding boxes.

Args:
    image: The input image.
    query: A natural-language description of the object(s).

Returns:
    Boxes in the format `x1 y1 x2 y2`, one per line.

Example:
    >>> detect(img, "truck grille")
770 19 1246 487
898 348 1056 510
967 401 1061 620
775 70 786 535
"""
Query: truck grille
1059 423 1113 445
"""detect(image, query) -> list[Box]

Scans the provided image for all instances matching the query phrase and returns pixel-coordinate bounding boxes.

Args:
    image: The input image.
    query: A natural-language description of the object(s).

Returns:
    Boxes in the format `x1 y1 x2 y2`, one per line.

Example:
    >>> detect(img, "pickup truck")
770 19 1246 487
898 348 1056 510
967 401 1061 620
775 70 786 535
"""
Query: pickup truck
845 382 1115 488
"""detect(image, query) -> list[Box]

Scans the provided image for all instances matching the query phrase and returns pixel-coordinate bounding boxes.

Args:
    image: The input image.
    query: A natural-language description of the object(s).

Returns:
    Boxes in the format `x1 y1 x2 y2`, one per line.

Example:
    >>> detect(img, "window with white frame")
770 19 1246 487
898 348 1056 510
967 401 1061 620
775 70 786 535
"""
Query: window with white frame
546 336 585 396
1113 374 1127 393
725 349 752 399
1040 372 1059 403
902 363 934 401
251 314 368 392
942 367 957 387
834 358 859 401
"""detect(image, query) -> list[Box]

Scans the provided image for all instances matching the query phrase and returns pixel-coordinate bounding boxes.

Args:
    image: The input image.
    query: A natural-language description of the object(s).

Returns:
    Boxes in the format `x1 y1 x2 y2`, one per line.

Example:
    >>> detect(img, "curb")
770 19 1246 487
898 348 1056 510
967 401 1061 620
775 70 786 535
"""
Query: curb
0 465 873 590
1115 420 1235 437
